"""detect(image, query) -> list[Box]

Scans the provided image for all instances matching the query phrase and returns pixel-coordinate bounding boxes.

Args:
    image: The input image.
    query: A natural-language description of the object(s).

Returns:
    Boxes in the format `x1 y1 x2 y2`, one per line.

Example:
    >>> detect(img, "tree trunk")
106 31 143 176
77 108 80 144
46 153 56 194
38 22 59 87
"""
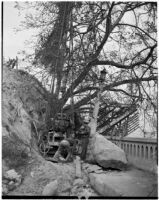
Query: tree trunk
45 2 74 129
88 87 102 136
89 100 100 136
45 94 61 129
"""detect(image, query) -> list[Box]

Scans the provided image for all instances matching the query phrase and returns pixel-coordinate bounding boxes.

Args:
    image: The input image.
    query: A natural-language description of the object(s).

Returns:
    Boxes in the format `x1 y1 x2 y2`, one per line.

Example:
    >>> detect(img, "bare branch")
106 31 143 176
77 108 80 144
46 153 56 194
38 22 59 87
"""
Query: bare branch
95 44 157 69
118 23 157 42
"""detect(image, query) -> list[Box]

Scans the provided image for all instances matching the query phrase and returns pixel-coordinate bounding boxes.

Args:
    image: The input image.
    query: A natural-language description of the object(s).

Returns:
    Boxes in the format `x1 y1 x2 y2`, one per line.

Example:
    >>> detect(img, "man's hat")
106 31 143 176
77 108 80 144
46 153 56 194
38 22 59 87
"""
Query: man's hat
60 140 70 147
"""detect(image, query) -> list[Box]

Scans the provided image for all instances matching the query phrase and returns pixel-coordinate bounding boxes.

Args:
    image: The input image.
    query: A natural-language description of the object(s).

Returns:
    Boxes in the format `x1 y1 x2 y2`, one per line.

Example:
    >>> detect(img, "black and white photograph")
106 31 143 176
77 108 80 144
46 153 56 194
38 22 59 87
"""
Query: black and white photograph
2 1 158 198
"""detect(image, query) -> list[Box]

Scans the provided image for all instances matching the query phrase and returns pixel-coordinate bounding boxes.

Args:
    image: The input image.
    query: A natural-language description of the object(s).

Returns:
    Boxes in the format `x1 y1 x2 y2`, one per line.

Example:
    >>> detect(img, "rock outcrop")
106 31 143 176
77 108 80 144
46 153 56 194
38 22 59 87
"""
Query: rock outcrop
86 134 127 170
2 65 49 195
2 65 48 169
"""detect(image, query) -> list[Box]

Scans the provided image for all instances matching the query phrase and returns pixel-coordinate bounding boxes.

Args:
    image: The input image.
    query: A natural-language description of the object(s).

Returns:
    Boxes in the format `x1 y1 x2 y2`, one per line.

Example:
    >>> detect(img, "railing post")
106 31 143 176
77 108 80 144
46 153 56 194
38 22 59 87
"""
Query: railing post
153 146 157 162
148 145 151 160
143 145 146 159
137 144 140 158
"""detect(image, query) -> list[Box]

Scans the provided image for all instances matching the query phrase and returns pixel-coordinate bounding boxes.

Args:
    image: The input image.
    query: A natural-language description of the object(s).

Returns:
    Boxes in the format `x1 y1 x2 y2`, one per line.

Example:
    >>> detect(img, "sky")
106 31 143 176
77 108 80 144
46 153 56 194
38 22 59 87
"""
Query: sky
3 2 36 60
3 1 136 60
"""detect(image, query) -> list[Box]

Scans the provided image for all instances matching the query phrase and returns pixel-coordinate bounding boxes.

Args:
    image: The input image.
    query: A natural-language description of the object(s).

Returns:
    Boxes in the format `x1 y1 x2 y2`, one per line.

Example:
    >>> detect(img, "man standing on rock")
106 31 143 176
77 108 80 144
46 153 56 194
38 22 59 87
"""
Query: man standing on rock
78 119 90 160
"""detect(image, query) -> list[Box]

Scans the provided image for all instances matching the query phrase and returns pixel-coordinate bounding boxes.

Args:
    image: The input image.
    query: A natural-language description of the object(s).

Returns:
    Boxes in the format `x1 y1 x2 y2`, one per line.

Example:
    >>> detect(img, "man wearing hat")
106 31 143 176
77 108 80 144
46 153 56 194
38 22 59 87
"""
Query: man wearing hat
52 139 72 162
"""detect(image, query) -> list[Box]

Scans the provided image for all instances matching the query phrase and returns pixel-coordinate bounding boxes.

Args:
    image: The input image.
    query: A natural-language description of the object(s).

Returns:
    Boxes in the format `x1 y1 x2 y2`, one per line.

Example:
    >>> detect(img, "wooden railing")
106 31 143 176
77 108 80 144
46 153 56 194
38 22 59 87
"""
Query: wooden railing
107 136 157 173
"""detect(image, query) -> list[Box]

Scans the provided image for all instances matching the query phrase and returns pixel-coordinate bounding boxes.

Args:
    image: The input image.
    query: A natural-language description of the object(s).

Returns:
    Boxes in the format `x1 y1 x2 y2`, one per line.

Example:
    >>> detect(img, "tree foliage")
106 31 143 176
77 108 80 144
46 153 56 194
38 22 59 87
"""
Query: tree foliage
16 2 157 130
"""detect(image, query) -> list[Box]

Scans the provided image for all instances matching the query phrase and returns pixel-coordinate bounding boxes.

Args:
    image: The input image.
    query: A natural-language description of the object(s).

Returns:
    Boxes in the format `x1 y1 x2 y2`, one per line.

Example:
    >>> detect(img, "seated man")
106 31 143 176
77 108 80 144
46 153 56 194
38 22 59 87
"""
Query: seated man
53 139 72 162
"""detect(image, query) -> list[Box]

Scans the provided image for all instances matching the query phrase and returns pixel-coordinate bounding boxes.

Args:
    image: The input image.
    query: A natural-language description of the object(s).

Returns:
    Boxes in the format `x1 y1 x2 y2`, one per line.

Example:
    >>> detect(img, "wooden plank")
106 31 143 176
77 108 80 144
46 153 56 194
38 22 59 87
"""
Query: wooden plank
129 114 139 121
75 156 82 178
129 111 138 119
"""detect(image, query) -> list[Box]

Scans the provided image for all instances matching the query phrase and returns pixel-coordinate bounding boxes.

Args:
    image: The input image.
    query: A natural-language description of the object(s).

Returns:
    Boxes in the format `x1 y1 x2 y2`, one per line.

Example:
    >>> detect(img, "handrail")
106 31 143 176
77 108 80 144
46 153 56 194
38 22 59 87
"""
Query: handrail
107 136 157 144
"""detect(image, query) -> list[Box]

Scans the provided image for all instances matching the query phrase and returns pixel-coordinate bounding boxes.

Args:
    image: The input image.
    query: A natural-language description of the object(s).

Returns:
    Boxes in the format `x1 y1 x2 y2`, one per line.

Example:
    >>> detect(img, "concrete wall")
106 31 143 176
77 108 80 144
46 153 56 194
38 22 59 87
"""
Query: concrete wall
108 137 157 173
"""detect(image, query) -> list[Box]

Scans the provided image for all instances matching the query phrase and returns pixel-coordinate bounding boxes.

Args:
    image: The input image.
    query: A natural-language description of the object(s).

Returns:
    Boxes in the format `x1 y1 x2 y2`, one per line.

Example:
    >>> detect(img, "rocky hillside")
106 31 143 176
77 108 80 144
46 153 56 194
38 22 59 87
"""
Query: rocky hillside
2 65 99 197
2 65 48 160
2 65 75 196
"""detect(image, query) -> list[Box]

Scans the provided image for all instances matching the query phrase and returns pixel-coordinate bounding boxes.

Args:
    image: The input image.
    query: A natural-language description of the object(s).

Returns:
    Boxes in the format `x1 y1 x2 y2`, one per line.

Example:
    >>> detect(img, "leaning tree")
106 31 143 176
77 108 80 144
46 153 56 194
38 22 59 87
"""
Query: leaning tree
16 2 157 131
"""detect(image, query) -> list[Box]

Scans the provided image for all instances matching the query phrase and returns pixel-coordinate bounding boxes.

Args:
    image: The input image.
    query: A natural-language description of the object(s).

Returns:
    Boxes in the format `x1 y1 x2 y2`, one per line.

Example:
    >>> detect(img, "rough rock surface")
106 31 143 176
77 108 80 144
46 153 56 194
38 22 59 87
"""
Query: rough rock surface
5 169 21 180
2 66 47 142
2 169 22 195
2 65 49 181
8 160 75 196
2 66 49 173
82 163 102 173
89 168 157 197
70 169 99 197
73 178 84 187
86 134 127 170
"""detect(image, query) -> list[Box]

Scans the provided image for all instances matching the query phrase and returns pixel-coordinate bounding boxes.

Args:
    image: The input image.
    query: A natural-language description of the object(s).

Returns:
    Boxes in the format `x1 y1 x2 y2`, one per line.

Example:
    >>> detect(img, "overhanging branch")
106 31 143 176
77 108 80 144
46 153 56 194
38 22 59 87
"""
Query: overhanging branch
64 76 157 112
94 44 157 69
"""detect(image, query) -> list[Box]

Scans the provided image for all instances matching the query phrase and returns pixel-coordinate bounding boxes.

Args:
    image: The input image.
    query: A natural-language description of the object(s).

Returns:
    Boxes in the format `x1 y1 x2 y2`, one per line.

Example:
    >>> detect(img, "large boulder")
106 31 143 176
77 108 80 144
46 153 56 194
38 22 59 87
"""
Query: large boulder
89 169 158 197
86 134 127 170
89 173 120 196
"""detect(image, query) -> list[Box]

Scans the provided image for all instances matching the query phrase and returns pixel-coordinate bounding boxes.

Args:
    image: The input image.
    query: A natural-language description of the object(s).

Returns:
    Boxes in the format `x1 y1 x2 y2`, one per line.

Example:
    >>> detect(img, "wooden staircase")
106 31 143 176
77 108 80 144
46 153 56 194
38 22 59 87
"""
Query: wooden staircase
97 105 139 137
